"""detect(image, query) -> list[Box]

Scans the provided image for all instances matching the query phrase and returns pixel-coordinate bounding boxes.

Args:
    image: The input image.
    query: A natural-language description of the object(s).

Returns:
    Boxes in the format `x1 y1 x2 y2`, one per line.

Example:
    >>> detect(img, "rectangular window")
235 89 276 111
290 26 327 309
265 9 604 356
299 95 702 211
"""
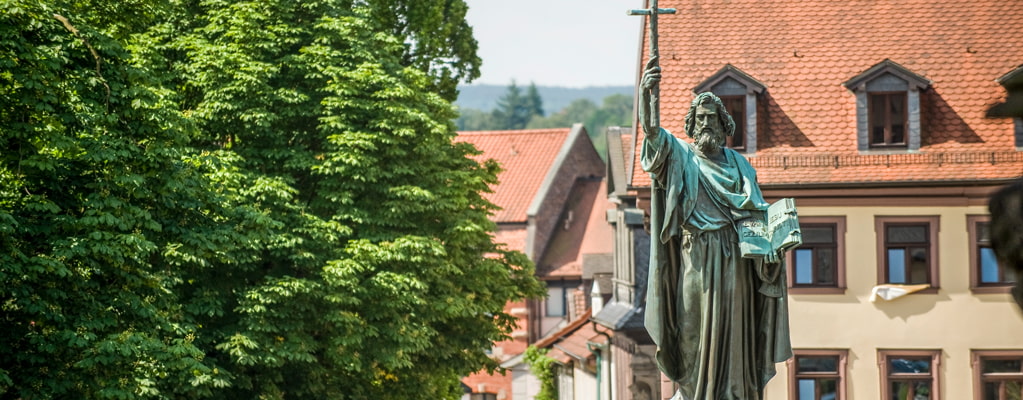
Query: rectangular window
869 92 908 148
789 217 846 294
546 285 566 317
969 216 1015 293
720 95 745 150
879 350 941 400
973 350 1023 400
789 350 847 400
876 216 940 291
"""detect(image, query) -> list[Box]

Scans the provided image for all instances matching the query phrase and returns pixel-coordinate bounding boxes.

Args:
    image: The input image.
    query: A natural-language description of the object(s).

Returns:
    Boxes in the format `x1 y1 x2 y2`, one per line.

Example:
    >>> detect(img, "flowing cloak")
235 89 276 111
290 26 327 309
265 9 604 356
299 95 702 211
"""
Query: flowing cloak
641 128 792 399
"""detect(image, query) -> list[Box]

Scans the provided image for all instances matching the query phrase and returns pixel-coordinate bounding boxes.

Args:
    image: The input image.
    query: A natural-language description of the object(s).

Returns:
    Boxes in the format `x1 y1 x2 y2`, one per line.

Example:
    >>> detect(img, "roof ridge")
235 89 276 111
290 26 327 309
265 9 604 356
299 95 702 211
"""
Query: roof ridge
457 128 572 136
533 309 594 349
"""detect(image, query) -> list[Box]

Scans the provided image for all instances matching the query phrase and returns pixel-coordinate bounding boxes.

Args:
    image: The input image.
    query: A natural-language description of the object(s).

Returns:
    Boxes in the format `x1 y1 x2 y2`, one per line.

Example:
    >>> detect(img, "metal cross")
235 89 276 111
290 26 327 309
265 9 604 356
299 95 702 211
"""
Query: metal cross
628 0 676 127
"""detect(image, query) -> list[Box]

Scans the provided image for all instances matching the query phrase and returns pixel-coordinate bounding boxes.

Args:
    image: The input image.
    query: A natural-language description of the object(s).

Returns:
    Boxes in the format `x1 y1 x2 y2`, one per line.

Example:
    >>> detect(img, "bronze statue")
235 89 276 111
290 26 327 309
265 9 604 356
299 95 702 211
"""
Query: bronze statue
639 57 793 400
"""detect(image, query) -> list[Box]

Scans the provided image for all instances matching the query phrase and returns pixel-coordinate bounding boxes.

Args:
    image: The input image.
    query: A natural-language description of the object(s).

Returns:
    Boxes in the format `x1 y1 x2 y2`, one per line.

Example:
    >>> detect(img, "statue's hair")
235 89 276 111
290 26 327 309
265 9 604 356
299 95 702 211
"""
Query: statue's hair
683 92 736 141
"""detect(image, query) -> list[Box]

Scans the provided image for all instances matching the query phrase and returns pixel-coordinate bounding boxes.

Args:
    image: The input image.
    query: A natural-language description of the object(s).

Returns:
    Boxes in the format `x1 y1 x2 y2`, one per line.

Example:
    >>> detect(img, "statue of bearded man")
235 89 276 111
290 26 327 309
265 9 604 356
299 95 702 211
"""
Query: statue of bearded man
639 57 793 400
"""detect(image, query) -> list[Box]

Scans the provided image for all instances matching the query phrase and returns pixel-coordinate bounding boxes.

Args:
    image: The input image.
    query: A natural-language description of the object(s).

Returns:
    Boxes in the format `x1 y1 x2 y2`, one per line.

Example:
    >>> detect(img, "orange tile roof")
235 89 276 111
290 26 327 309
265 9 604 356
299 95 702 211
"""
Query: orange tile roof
456 128 572 222
534 310 613 365
629 0 1023 187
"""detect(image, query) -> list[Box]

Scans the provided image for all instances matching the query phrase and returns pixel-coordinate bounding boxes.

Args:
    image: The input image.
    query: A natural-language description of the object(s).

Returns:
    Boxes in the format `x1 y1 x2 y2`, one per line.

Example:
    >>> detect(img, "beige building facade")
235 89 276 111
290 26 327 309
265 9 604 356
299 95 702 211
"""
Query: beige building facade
763 200 1023 399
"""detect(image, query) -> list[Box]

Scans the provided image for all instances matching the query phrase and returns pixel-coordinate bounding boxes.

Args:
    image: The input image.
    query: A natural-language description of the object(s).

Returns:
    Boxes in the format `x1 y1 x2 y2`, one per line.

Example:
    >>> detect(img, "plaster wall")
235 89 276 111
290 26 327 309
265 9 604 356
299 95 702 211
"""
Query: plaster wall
511 365 540 400
572 367 599 400
762 205 1023 400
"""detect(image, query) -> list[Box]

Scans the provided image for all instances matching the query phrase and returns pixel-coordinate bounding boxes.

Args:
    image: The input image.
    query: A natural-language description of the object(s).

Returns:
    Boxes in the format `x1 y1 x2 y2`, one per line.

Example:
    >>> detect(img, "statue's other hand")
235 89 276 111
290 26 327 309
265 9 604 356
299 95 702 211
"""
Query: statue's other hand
764 250 781 264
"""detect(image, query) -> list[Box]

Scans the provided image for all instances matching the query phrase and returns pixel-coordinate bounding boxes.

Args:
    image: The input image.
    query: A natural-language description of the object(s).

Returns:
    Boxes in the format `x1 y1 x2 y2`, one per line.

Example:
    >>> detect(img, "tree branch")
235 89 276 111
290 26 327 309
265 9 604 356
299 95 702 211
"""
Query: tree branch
53 13 111 111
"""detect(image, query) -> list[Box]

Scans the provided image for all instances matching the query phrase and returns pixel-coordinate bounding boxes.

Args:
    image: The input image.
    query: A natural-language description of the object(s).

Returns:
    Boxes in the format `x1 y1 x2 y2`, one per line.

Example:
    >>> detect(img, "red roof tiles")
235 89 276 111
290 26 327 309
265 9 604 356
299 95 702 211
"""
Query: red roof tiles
534 310 612 365
629 0 1023 187
456 128 571 222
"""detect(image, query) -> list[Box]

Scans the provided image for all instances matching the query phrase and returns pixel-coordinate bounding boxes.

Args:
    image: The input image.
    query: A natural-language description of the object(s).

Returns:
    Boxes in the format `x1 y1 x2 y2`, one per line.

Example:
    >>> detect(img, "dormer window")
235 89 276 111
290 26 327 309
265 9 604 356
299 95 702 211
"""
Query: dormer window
844 59 931 152
695 65 766 153
988 65 1023 148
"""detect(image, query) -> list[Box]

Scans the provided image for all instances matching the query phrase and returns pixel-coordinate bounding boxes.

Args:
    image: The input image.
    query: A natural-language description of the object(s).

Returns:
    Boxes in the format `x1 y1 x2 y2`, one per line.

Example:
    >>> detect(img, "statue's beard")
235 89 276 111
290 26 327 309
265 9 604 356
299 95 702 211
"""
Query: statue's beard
696 128 723 153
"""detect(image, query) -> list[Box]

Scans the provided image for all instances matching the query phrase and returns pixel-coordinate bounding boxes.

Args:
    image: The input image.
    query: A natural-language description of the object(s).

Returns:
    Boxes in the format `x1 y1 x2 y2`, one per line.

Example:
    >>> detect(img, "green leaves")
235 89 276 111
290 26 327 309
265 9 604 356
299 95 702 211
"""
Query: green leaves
525 345 559 400
0 1 261 397
2 0 540 398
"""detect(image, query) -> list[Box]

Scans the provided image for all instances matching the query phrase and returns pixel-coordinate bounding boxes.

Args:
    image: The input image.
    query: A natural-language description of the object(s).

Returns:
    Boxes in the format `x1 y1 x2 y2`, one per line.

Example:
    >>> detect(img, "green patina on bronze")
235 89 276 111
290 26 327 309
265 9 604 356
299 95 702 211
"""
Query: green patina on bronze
637 60 793 399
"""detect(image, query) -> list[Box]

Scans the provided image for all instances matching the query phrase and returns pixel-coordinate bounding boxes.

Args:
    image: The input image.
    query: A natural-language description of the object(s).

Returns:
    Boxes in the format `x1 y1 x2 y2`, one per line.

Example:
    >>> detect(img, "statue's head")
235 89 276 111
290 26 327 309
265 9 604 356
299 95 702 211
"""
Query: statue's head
683 92 736 153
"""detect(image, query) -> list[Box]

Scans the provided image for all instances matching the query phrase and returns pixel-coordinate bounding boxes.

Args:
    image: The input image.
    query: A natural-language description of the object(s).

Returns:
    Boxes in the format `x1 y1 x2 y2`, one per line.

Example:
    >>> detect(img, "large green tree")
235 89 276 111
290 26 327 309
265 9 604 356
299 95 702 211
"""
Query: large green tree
2 0 541 399
137 0 543 398
0 1 269 397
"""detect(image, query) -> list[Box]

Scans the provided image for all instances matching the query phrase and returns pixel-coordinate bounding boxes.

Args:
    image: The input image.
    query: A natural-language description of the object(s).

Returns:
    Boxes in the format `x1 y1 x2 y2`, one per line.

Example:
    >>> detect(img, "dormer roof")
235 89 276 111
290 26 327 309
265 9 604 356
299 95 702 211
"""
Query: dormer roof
694 64 766 95
988 65 1023 118
843 59 931 92
996 65 1023 87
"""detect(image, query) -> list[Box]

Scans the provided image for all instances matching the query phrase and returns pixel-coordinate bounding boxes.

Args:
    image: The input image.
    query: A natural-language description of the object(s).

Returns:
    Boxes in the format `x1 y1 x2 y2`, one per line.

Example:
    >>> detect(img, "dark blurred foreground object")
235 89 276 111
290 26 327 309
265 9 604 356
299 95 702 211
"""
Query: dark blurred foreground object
987 64 1023 310
987 65 1023 118
989 180 1023 309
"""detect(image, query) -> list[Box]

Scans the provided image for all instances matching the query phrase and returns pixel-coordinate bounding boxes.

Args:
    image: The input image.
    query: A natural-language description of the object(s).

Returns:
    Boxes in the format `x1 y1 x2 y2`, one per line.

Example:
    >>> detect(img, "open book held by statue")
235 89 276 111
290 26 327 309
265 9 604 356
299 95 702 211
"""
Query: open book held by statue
738 197 802 259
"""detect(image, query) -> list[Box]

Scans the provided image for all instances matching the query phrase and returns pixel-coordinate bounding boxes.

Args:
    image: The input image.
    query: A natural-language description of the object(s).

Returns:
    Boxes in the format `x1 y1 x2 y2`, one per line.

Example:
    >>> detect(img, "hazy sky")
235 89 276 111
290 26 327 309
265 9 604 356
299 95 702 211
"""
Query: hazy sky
463 0 643 88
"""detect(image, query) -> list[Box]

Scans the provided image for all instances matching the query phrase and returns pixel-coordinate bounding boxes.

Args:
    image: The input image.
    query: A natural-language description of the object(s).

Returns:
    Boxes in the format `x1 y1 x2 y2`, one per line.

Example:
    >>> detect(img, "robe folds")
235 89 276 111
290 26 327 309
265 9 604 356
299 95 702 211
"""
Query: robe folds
641 128 792 400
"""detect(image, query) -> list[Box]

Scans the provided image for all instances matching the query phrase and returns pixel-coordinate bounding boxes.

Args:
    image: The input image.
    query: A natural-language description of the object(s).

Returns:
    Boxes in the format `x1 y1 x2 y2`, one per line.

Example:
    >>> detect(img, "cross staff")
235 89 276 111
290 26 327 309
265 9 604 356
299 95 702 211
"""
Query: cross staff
628 0 676 127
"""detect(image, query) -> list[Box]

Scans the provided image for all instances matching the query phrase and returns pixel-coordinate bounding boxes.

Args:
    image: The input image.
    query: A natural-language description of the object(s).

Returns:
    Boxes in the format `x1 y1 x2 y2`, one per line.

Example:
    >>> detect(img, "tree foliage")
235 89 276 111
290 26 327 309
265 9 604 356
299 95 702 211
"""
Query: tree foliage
456 85 632 161
1 0 542 399
1 1 264 397
523 345 558 400
456 84 632 135
489 81 545 130
362 0 481 101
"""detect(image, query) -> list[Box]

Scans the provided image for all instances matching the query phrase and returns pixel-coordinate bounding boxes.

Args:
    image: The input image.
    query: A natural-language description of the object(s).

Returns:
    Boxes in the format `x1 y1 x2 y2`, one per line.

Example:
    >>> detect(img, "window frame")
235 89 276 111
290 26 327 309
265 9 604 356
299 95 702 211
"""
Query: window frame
787 349 848 400
868 92 909 148
875 216 941 293
968 215 1012 294
545 282 568 317
719 94 746 151
787 216 847 294
972 350 1023 400
543 279 582 318
878 349 942 400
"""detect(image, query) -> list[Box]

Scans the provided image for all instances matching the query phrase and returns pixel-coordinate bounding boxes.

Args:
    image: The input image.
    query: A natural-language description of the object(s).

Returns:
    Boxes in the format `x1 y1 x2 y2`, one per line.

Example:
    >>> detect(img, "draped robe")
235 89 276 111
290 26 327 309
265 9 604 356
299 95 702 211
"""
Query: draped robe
641 128 792 400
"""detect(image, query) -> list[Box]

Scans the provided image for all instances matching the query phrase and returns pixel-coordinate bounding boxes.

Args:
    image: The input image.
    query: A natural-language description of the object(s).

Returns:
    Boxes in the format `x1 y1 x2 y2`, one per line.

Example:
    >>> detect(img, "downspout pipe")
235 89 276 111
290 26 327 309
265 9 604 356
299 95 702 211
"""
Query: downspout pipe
588 321 613 400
